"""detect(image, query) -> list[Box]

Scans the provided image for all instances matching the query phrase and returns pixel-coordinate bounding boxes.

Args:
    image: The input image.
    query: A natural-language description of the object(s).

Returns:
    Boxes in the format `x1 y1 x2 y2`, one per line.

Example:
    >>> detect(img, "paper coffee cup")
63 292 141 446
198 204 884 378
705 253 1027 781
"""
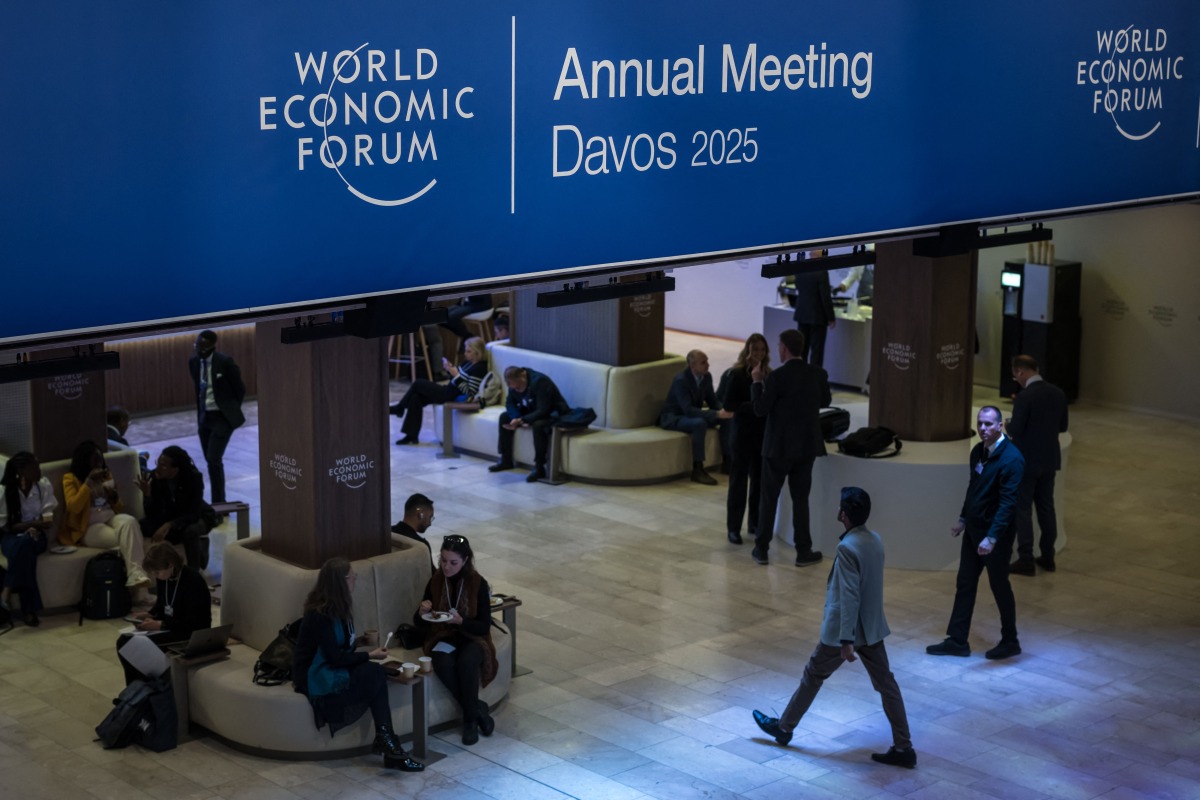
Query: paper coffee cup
418 656 433 673
401 662 418 678
362 629 378 647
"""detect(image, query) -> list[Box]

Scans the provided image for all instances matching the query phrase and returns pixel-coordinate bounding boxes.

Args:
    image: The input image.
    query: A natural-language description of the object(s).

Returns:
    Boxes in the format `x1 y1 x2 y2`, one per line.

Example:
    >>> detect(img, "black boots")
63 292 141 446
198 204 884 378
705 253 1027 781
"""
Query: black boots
477 700 495 737
461 719 479 745
374 724 424 771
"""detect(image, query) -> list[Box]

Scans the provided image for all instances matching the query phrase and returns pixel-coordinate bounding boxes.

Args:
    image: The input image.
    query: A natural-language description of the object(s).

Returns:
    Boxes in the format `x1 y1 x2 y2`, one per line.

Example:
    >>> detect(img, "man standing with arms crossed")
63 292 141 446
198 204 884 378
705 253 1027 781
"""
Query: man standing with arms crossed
188 330 245 505
1007 355 1069 575
750 328 830 567
752 487 916 768
927 406 1025 660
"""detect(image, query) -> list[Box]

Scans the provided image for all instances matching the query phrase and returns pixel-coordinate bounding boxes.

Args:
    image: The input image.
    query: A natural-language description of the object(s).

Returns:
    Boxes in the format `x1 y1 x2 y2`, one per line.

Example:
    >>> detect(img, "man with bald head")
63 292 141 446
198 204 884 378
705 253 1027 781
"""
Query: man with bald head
659 350 733 485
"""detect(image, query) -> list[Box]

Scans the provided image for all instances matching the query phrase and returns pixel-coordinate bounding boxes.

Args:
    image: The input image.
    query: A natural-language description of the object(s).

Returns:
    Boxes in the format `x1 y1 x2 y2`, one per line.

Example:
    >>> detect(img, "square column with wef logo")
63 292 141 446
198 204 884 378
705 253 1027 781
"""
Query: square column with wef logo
256 320 390 567
868 240 976 442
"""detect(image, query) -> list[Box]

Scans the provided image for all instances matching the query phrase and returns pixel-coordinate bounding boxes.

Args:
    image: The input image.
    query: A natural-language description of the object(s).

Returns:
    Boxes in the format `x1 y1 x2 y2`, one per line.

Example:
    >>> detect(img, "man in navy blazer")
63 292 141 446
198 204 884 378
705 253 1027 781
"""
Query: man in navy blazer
658 350 733 485
752 487 916 769
188 330 245 504
1007 355 1069 574
928 406 1025 660
750 329 831 566
490 365 570 483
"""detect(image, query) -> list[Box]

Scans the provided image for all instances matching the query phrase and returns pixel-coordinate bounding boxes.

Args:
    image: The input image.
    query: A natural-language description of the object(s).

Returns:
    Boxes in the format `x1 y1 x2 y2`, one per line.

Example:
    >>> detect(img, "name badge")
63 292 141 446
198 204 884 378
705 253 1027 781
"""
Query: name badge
974 462 984 475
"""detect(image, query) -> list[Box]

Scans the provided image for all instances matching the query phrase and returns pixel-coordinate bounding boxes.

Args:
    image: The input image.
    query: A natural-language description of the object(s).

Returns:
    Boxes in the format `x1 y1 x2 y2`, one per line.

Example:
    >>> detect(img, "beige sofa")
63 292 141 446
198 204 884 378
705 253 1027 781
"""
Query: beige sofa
186 536 511 757
436 343 721 483
0 447 143 611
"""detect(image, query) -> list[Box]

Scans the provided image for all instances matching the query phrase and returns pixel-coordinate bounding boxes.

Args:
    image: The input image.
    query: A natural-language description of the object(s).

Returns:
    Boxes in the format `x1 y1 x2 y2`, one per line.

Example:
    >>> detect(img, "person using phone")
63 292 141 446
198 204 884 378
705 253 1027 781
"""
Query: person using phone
0 452 56 627
60 440 151 600
293 558 424 772
388 336 489 445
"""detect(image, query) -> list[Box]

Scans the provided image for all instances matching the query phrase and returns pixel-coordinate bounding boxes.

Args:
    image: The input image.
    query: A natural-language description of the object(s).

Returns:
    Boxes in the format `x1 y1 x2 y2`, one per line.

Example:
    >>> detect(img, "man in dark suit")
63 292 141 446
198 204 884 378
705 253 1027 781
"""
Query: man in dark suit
928 406 1025 660
391 493 435 571
753 487 916 769
791 270 835 367
1007 355 1069 575
188 330 245 504
751 329 831 567
489 365 570 483
659 350 733 486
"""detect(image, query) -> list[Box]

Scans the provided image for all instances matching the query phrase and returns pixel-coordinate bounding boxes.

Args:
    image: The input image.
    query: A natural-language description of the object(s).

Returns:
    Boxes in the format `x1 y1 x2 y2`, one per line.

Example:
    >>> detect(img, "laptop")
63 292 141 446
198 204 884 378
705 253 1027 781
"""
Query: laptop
165 624 233 658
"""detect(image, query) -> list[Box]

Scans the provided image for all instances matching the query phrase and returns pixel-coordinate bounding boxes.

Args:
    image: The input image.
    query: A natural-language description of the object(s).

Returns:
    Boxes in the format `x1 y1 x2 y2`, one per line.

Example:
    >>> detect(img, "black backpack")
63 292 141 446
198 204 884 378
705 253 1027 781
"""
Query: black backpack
95 673 177 751
79 551 132 624
253 618 304 686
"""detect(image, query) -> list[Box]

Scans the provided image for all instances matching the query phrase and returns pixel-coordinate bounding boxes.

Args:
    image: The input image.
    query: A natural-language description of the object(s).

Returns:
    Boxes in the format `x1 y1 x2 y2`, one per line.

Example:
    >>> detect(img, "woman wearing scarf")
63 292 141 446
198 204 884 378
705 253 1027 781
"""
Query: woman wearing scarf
293 557 423 772
413 534 498 745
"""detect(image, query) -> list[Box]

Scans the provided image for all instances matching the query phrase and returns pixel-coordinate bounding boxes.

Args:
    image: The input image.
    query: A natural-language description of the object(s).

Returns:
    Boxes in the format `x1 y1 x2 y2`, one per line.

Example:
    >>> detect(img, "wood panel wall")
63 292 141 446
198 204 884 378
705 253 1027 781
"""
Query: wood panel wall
104 325 258 414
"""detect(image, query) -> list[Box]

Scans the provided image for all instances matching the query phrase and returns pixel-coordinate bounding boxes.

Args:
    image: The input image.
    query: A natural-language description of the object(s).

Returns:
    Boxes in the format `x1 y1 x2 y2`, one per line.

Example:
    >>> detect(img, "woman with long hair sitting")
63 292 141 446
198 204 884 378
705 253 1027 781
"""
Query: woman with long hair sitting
0 452 56 627
413 534 498 745
389 336 490 445
61 440 150 597
135 446 209 571
293 557 424 772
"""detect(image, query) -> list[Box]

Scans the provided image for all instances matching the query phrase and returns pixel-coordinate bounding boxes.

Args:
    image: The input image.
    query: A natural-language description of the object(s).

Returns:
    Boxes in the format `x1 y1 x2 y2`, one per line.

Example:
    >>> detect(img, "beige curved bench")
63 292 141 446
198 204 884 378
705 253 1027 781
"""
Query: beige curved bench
186 536 512 757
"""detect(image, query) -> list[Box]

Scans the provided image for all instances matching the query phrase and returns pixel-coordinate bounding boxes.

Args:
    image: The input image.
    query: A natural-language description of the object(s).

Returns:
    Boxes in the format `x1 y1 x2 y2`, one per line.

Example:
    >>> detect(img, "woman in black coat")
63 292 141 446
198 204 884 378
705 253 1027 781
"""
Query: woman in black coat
293 557 423 772
135 446 209 571
116 541 212 684
414 535 498 746
724 333 771 544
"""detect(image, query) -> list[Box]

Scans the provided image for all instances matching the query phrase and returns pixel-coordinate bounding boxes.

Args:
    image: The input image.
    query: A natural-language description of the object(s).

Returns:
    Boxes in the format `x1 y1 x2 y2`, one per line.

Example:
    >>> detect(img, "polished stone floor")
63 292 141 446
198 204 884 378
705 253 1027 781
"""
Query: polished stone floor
1 332 1198 800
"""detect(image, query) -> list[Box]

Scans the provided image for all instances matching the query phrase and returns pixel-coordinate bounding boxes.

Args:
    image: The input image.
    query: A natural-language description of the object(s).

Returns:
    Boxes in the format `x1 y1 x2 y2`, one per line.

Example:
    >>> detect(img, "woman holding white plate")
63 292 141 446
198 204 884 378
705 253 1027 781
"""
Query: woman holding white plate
413 534 498 745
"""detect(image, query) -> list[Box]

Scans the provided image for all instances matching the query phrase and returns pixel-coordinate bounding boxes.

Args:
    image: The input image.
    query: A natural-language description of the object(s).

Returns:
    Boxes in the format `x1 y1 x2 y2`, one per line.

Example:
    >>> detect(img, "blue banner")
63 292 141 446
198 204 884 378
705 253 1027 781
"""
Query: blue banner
2 1 1198 343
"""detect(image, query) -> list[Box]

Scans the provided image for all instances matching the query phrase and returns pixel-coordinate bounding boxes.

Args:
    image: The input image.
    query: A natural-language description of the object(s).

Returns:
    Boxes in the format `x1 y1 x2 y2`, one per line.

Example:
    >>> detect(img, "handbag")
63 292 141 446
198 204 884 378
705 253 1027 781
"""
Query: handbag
555 406 597 429
819 407 851 442
253 618 303 686
838 426 902 458
393 622 423 650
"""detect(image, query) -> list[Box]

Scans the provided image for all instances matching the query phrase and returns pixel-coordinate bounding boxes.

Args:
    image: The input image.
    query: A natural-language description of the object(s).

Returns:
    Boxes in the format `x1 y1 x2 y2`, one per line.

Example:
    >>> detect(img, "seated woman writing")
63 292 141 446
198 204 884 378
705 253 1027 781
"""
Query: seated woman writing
293 558 423 772
61 440 150 599
0 452 56 627
413 534 498 745
389 336 489 445
116 541 212 684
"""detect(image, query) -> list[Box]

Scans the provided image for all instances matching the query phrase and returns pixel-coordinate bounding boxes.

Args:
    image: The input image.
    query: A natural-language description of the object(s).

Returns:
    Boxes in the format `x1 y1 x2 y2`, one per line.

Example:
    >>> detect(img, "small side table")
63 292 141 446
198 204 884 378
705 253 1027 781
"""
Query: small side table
384 669 443 764
168 648 231 743
489 596 529 677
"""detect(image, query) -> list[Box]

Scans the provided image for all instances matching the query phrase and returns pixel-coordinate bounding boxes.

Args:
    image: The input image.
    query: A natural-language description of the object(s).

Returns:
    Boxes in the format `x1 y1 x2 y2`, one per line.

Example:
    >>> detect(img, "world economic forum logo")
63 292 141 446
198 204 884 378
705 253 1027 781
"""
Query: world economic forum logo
1075 24 1185 141
258 42 476 206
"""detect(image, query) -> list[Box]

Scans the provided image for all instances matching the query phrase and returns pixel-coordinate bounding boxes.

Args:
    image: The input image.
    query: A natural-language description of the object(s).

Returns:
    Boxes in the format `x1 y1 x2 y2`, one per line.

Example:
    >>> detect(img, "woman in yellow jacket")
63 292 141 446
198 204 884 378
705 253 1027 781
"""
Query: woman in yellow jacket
61 440 150 597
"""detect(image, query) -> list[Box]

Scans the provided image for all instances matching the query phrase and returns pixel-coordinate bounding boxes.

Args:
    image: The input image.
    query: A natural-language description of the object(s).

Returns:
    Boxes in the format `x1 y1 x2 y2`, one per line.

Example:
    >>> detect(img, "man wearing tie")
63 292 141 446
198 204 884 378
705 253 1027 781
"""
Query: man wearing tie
188 330 245 504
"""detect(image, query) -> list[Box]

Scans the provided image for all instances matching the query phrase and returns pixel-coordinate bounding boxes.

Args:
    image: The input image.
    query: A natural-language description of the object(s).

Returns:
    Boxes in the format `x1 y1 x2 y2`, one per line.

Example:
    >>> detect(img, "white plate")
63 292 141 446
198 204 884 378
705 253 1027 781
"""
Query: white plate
489 595 503 607
49 545 77 555
421 611 453 623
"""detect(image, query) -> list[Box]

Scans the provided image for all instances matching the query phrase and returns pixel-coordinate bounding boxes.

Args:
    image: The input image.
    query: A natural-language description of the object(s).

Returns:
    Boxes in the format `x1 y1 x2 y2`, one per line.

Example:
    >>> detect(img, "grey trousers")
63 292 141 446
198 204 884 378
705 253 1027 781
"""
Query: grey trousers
780 640 912 749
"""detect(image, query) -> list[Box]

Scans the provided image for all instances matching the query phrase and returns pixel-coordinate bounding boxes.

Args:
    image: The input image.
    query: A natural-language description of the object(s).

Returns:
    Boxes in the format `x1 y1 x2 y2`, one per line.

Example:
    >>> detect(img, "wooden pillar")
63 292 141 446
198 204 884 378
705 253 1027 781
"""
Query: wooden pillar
255 320 390 568
868 240 976 441
512 278 665 366
26 348 108 461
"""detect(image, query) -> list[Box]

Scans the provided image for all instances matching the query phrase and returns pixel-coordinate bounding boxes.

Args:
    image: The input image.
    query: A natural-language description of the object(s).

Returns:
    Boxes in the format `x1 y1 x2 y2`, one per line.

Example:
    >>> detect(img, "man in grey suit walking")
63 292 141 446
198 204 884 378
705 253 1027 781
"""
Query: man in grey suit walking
751 328 831 567
752 487 916 768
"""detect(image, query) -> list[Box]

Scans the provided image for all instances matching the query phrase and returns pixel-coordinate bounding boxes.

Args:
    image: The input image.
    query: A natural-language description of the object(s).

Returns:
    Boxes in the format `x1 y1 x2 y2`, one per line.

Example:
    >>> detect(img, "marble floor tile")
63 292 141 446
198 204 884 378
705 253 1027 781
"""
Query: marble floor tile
2 332 1198 799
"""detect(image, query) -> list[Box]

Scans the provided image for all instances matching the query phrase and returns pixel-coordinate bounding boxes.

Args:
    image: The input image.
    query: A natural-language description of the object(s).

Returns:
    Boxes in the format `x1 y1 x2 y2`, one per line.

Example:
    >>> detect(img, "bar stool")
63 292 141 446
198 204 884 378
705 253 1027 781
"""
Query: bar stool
387 328 432 381
463 307 495 343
